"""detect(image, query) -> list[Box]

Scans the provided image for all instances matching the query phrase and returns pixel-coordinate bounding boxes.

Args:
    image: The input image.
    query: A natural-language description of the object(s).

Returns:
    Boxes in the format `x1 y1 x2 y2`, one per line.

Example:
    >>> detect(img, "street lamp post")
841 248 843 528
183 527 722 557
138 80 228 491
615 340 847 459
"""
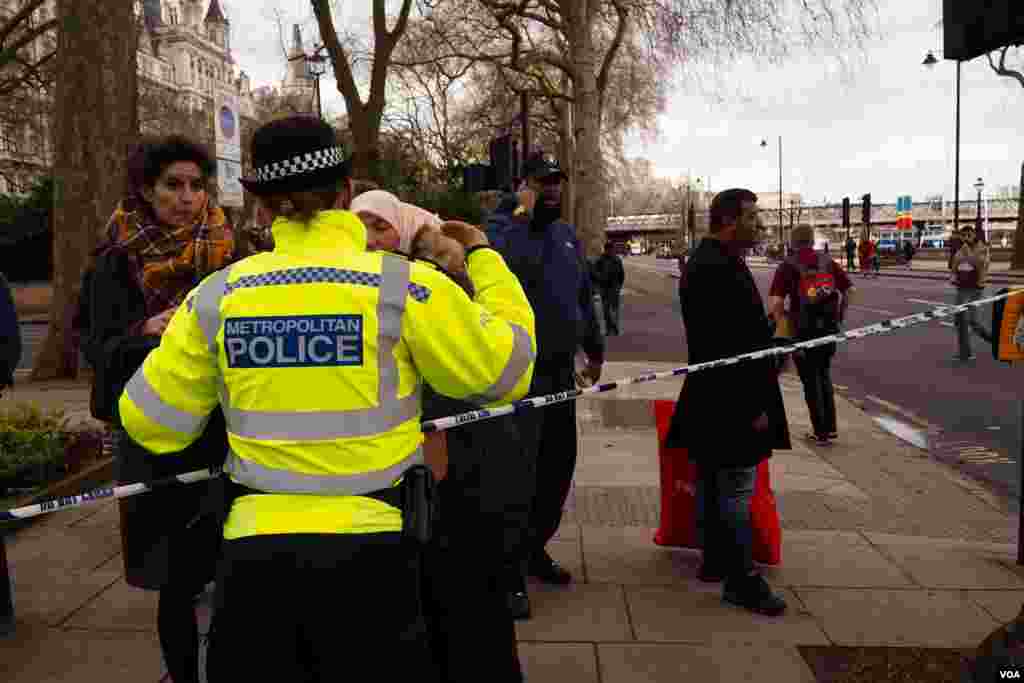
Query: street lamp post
761 136 783 245
307 48 328 120
974 177 985 241
290 45 328 119
924 50 961 238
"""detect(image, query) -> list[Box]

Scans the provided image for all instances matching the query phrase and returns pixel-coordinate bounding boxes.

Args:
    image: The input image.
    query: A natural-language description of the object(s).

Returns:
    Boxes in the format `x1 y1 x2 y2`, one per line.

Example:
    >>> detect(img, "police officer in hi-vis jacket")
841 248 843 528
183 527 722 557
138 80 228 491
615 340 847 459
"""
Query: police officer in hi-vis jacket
117 115 536 680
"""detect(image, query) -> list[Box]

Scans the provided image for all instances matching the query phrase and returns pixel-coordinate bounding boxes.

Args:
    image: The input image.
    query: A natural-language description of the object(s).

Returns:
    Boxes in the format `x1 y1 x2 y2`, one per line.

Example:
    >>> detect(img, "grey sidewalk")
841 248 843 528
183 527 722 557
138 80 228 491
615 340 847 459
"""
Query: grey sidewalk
2 363 1024 681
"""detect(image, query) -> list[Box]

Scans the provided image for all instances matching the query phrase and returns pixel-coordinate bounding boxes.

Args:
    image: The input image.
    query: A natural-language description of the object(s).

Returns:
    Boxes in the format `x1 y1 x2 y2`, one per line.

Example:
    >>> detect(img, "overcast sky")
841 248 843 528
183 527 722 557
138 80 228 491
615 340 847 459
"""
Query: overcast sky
223 0 1023 207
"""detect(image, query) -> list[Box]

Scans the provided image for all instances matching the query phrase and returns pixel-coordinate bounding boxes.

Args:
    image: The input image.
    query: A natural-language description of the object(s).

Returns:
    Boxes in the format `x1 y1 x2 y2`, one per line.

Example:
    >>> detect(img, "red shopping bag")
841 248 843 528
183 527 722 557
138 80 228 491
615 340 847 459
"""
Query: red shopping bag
651 399 781 565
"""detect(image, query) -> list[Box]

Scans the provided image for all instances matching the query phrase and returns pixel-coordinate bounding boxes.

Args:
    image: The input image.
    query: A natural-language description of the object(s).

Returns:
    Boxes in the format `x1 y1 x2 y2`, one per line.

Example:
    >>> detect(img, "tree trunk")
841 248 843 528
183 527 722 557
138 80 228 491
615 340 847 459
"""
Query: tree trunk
31 0 137 380
1013 161 1024 270
556 89 575 228
565 0 605 260
348 108 382 183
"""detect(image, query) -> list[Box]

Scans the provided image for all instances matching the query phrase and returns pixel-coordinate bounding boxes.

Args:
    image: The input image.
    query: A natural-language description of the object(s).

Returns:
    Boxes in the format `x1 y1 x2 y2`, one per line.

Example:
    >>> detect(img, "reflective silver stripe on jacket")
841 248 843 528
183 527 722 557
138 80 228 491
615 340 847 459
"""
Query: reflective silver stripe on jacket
223 393 419 440
124 370 209 437
463 322 535 405
195 267 234 355
223 445 424 496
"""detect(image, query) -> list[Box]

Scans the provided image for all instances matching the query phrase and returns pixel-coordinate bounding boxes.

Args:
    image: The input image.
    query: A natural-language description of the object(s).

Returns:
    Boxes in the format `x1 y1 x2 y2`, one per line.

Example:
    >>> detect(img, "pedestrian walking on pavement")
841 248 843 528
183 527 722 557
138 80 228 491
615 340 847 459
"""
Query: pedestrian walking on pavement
845 236 856 272
80 135 237 683
950 225 990 362
664 188 790 617
486 153 604 621
947 231 963 271
769 225 854 446
116 115 536 682
593 241 625 335
0 271 20 397
902 240 915 269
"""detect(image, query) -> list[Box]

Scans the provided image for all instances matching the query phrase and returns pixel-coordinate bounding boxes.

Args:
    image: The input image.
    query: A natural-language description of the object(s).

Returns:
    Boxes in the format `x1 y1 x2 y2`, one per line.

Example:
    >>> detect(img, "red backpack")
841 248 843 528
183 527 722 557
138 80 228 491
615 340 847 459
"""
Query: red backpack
788 253 840 340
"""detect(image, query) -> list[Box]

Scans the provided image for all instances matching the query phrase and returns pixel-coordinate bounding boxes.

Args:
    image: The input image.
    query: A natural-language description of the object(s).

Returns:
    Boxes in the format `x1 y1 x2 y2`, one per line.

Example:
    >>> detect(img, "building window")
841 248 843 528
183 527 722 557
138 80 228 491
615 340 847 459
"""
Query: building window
0 129 17 154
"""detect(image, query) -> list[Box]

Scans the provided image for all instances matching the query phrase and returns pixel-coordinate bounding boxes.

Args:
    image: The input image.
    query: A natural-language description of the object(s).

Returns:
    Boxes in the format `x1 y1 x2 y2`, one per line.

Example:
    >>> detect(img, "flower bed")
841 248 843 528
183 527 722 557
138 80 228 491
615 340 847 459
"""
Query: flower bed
0 402 105 499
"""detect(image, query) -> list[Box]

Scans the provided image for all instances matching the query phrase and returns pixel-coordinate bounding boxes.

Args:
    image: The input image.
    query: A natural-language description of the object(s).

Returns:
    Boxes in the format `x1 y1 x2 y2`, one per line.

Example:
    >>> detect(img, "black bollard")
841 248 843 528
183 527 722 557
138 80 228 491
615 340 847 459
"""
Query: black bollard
0 534 12 635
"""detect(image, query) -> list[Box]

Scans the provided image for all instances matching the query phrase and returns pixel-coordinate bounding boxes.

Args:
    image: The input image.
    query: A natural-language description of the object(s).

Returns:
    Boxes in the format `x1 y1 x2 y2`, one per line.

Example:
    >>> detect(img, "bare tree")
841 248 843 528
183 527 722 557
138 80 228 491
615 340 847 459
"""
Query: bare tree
0 0 59 191
138 78 209 141
32 0 137 380
0 0 58 97
985 45 1024 268
311 0 415 181
411 0 873 257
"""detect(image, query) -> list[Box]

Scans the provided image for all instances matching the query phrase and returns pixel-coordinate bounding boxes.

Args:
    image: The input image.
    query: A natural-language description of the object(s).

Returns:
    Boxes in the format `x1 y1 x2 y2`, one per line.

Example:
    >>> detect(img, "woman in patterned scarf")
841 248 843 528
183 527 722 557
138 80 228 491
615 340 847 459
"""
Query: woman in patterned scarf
83 135 235 683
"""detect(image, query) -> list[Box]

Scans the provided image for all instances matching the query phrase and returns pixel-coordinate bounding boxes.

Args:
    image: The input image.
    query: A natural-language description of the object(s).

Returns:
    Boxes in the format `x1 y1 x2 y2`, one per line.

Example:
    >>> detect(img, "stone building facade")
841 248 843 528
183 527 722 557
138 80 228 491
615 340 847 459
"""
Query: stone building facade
0 0 316 193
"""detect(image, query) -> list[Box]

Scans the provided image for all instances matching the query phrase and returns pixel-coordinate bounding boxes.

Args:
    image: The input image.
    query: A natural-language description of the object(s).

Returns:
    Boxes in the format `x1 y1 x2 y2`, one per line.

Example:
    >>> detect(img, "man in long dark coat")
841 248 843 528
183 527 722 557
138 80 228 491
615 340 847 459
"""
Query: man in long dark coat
665 188 791 616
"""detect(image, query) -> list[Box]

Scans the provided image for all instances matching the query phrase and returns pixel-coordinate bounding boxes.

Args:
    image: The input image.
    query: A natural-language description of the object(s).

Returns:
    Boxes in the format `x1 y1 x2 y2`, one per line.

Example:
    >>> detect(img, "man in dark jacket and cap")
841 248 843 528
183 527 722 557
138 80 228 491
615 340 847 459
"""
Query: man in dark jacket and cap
665 188 790 616
486 154 604 620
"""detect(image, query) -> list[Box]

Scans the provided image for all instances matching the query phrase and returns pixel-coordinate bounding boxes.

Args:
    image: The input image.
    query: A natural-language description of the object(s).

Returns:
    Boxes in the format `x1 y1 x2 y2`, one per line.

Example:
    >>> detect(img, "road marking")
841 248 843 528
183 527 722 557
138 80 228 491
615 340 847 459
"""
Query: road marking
908 298 952 308
850 305 900 315
939 321 955 327
864 394 941 431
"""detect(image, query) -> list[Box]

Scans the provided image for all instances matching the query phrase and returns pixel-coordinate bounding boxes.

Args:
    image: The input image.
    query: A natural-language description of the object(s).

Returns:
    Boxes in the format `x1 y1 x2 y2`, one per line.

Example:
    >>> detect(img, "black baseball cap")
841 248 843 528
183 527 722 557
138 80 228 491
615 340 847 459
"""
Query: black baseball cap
523 155 568 182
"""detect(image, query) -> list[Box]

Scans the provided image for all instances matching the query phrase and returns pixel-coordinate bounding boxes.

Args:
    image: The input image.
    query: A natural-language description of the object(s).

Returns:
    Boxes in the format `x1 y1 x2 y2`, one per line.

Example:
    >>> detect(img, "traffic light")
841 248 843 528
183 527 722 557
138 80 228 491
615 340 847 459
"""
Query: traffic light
489 135 516 191
842 197 850 227
861 193 871 225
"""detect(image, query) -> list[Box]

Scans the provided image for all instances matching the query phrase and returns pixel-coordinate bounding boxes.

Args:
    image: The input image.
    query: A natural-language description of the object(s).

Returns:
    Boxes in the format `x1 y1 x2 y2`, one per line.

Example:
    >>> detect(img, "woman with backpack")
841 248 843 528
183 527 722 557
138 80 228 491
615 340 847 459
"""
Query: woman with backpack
81 135 236 683
769 226 854 445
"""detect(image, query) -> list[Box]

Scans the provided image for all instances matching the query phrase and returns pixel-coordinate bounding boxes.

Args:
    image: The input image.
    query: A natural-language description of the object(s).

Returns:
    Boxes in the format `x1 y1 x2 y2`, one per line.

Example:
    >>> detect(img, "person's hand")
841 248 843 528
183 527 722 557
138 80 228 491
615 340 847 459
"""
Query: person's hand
515 188 537 216
439 221 488 250
412 227 467 274
141 308 175 336
752 412 770 432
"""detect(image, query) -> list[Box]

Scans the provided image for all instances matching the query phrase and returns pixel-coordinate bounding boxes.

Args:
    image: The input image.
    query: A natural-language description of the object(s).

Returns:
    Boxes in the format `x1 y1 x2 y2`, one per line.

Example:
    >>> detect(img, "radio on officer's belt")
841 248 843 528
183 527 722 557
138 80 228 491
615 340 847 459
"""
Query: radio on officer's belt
991 289 1024 363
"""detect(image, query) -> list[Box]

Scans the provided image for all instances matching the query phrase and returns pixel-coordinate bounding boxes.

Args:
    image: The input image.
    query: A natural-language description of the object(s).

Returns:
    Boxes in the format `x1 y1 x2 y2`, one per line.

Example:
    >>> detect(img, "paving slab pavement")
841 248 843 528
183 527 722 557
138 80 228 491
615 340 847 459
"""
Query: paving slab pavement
1 361 1022 681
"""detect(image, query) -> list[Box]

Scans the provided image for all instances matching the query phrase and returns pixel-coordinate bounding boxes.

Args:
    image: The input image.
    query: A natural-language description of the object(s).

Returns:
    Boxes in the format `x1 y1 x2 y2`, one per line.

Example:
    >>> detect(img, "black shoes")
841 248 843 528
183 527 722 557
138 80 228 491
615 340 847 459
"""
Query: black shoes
723 573 787 616
506 590 531 621
506 550 572 620
528 550 573 585
804 432 833 446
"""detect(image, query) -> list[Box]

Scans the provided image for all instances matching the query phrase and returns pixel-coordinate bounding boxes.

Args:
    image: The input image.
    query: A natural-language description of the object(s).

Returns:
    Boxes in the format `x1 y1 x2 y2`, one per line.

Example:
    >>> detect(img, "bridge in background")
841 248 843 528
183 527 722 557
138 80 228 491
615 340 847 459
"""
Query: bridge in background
607 198 1020 245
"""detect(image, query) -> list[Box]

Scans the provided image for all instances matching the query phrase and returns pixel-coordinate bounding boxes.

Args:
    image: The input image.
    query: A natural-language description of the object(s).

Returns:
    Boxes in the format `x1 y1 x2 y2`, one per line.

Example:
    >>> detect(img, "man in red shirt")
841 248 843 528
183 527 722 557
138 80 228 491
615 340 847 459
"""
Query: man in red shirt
769 226 854 445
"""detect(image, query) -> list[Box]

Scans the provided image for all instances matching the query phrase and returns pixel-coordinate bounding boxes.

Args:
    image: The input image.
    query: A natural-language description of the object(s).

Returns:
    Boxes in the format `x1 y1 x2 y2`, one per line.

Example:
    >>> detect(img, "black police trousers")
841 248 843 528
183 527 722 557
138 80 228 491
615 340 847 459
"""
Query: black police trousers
206 532 435 682
519 355 578 562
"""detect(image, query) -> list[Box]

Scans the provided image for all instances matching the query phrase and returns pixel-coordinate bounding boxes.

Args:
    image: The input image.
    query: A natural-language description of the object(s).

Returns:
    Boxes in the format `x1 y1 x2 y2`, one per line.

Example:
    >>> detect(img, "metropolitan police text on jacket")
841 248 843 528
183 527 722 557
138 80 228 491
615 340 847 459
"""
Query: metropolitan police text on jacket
224 315 364 368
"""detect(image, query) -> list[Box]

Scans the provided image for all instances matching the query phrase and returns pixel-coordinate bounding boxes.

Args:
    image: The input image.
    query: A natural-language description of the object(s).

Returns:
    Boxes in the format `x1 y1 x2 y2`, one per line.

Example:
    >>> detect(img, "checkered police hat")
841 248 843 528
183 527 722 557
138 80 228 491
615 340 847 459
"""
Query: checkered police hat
240 115 352 195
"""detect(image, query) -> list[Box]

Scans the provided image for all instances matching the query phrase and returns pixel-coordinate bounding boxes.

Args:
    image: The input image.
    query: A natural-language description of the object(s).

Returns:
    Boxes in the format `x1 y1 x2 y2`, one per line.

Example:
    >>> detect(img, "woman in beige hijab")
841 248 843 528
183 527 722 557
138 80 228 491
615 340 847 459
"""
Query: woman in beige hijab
351 190 466 270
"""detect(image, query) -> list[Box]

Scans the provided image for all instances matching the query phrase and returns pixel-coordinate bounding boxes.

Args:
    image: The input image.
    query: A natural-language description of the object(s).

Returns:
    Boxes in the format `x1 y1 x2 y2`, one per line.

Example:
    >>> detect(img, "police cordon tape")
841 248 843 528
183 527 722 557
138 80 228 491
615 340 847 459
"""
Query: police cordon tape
2 288 1022 523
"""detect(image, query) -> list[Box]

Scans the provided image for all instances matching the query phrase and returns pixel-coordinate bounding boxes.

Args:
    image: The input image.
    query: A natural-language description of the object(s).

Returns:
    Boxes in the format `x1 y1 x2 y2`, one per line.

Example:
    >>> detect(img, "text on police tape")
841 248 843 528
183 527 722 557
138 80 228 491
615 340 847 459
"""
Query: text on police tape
224 315 364 368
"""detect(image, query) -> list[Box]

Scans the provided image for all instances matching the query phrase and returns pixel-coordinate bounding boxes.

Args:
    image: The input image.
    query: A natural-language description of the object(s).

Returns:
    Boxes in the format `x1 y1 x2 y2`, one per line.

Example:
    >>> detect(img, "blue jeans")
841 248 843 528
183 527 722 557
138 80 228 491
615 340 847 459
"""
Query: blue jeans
955 287 986 358
695 465 757 581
